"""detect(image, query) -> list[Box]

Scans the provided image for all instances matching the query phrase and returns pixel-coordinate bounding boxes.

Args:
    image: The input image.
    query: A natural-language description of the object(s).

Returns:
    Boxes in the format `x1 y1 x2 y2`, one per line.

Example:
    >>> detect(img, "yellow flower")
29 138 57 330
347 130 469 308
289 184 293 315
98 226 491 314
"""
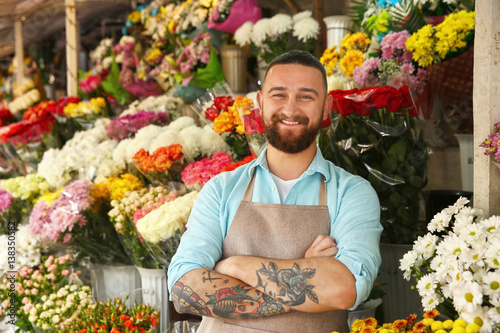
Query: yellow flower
431 320 444 331
339 49 364 77
465 323 481 333
146 48 162 65
35 189 63 206
92 174 144 202
443 319 454 329
453 319 468 328
127 11 141 24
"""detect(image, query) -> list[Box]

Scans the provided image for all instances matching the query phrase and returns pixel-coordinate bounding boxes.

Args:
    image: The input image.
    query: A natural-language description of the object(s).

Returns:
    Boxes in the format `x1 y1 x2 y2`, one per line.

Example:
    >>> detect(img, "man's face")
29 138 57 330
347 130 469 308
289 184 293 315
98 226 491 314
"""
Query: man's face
256 64 332 154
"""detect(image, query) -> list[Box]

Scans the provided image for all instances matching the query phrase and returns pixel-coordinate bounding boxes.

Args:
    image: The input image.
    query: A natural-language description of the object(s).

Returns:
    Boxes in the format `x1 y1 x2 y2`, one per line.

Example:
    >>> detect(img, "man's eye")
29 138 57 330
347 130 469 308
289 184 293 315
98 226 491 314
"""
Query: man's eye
300 95 313 100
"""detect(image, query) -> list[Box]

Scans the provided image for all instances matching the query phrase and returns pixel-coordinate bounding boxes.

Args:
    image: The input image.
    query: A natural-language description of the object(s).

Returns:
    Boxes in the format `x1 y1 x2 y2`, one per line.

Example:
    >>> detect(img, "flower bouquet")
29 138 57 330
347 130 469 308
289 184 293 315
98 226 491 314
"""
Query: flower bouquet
136 191 199 268
400 197 500 332
0 173 51 204
66 297 159 332
479 121 500 169
234 10 320 66
208 0 262 34
105 110 170 141
28 179 131 265
133 143 185 185
62 97 109 131
0 188 30 234
0 254 81 332
319 85 429 244
181 152 233 190
7 89 41 116
109 185 179 269
235 96 266 157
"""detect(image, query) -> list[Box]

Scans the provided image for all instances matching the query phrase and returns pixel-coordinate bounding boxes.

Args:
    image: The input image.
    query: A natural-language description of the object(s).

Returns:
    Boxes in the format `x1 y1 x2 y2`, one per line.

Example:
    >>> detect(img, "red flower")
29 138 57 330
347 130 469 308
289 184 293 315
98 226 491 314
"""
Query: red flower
213 96 234 111
79 74 102 93
330 88 359 116
205 106 219 121
321 114 331 128
243 108 265 135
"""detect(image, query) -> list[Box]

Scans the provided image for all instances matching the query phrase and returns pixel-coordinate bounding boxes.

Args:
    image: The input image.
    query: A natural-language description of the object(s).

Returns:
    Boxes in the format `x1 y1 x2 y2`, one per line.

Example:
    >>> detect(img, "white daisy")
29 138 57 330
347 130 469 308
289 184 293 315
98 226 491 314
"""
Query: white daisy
482 271 500 298
416 274 437 296
413 233 439 260
428 211 452 232
453 280 483 313
421 293 443 311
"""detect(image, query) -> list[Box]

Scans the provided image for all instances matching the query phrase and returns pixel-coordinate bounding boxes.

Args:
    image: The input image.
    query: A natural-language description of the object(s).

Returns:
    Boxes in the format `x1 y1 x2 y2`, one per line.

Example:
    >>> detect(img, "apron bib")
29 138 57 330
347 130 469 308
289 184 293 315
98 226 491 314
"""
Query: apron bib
198 172 349 333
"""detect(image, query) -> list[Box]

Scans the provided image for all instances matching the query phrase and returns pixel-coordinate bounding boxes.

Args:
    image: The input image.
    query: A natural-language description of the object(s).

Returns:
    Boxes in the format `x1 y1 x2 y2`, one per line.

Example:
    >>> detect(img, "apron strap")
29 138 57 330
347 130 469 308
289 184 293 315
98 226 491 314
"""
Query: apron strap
243 169 327 205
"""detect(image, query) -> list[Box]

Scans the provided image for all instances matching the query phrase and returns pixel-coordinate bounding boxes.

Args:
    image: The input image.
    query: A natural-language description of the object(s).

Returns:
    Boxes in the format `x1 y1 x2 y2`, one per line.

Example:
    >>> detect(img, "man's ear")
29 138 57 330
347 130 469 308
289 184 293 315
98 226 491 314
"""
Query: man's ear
256 90 264 113
323 93 333 120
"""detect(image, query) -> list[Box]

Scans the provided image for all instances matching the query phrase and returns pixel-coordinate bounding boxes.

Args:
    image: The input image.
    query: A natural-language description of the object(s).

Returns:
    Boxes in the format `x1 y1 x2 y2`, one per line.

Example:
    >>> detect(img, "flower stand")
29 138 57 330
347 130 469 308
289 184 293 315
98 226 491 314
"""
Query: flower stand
136 267 170 333
91 264 142 308
379 243 423 323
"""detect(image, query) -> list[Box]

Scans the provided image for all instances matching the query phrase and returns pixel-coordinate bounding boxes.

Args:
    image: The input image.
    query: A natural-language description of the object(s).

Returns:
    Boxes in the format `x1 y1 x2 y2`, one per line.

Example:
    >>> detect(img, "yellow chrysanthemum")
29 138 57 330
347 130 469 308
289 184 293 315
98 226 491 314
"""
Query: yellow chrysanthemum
146 48 162 65
339 49 364 77
34 189 63 206
213 112 236 134
92 173 144 202
127 11 141 24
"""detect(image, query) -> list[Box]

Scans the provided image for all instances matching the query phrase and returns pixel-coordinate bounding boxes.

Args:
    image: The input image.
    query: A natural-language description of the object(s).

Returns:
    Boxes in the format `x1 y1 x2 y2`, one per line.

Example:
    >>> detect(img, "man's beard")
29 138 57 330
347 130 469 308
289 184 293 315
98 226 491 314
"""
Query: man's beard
264 112 322 154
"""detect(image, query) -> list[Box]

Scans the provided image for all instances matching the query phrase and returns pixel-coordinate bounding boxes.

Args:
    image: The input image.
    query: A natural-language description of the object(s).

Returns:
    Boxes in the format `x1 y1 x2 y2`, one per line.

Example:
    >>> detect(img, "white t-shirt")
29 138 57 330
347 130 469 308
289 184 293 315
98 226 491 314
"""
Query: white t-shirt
270 173 300 203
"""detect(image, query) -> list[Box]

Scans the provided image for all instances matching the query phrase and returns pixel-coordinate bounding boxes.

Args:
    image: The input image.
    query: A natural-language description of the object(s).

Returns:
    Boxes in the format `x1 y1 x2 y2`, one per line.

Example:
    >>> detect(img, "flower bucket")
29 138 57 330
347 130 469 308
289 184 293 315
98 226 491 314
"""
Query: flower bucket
455 133 474 192
379 243 423 323
136 267 170 333
91 264 141 307
323 15 353 49
348 298 382 329
221 44 247 94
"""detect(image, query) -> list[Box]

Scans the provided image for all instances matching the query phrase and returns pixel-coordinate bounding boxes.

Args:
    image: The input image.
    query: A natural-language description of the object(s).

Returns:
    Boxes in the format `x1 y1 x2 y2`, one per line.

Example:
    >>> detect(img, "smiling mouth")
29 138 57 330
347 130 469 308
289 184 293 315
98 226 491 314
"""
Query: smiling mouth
281 120 300 125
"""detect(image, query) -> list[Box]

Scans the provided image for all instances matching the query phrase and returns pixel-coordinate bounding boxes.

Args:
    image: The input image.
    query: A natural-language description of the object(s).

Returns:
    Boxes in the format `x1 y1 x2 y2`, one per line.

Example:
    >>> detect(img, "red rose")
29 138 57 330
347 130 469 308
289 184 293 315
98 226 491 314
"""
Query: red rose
398 86 415 109
387 89 405 112
243 108 265 135
213 96 234 111
353 88 374 116
369 86 394 109
205 106 219 121
334 89 359 116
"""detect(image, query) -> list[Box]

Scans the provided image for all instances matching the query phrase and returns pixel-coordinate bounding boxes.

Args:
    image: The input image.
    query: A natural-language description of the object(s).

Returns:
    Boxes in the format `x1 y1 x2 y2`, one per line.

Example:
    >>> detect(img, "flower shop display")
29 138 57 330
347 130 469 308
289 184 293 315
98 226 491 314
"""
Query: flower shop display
119 93 185 119
0 188 30 233
7 88 41 116
37 118 125 188
234 10 320 66
133 143 185 185
480 121 500 168
320 86 429 244
0 225 45 276
171 0 215 37
62 96 109 130
400 197 500 332
181 152 232 190
136 190 199 268
28 179 131 265
0 173 50 203
0 254 81 332
208 0 262 34
66 297 160 332
109 185 179 269
105 110 170 141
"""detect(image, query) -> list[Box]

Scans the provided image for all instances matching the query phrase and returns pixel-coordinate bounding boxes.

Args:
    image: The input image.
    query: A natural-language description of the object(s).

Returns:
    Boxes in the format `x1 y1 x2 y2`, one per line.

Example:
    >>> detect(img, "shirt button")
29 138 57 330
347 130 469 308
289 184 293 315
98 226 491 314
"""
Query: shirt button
272 187 276 191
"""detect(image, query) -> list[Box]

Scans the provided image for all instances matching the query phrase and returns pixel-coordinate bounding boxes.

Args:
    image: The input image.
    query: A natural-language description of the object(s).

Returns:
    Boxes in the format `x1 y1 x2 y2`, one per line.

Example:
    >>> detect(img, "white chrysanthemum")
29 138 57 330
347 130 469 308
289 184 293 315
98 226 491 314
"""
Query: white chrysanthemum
293 17 320 43
488 296 500 324
453 280 483 313
421 293 443 311
234 21 253 47
482 271 500 298
483 215 500 237
443 196 470 215
250 18 271 47
200 125 230 157
428 211 453 232
413 234 439 260
112 138 131 168
149 129 181 154
485 241 500 269
459 306 493 333
179 125 203 162
168 116 196 131
269 14 293 38
399 250 418 280
436 234 468 258
292 10 312 24
417 274 437 296
456 223 487 249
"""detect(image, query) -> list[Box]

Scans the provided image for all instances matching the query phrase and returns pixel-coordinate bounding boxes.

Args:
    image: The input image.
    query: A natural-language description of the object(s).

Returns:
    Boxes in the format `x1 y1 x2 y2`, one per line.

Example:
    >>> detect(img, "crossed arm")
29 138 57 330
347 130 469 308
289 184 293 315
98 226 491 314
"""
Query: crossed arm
171 234 356 319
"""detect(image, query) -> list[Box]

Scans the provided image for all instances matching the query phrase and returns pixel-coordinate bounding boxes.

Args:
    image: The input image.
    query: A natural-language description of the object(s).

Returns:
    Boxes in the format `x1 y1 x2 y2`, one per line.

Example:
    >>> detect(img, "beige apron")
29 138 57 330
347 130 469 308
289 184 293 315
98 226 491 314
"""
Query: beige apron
198 172 349 333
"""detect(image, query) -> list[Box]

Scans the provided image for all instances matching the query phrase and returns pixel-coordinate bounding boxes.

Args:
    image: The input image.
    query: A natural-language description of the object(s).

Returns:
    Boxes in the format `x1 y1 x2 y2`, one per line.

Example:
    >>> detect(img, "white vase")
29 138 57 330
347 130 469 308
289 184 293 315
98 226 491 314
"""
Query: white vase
91 264 142 308
136 267 170 333
323 15 353 49
348 298 382 329
379 243 423 323
455 133 474 192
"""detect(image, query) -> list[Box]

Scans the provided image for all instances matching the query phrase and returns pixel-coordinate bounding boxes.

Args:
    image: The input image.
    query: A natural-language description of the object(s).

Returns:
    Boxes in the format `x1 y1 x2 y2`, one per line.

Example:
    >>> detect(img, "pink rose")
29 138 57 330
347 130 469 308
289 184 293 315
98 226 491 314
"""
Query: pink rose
61 270 69 276
26 280 33 287
23 303 33 313
31 289 39 296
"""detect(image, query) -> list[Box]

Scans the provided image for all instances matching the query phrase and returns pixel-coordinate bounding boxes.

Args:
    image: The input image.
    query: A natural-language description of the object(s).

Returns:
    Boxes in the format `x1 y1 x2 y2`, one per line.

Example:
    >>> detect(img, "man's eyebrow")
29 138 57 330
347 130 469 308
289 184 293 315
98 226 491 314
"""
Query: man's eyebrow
266 87 319 97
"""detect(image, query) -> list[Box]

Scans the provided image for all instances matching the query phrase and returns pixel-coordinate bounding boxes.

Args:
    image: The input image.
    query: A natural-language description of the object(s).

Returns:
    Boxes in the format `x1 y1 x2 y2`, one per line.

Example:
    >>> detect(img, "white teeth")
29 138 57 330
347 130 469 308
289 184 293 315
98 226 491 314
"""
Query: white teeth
281 120 299 125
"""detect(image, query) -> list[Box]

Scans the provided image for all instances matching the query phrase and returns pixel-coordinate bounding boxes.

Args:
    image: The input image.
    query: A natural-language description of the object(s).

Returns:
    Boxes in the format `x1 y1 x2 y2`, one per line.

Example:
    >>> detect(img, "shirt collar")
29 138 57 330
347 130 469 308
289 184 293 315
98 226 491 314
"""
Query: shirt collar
247 145 331 182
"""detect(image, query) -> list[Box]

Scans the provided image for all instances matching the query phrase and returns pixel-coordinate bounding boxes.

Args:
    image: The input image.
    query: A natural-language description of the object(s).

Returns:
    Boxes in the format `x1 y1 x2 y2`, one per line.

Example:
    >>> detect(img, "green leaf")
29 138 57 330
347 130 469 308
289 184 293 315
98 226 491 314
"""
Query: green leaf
189 49 226 89
101 53 131 105
388 140 406 162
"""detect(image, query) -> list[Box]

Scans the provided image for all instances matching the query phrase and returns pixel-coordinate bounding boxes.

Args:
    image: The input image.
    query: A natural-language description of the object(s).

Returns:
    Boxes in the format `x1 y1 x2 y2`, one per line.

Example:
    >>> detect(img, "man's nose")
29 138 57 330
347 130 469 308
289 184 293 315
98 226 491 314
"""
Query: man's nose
281 96 300 117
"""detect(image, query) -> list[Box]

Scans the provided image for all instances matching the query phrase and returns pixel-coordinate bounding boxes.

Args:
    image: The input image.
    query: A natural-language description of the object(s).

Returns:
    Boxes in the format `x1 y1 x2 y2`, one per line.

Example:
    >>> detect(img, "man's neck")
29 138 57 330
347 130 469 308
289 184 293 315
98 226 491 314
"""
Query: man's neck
266 144 317 181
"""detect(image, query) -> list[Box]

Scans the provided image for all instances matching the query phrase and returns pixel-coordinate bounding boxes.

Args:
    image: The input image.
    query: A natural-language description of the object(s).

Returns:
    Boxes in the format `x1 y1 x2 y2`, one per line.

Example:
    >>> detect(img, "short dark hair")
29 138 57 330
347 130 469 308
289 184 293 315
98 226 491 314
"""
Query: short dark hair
263 50 328 94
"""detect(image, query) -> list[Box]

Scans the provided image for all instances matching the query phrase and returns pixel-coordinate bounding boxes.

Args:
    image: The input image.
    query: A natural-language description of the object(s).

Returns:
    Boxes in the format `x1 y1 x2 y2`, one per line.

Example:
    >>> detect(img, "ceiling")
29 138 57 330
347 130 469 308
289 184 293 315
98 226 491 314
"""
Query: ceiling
0 0 136 58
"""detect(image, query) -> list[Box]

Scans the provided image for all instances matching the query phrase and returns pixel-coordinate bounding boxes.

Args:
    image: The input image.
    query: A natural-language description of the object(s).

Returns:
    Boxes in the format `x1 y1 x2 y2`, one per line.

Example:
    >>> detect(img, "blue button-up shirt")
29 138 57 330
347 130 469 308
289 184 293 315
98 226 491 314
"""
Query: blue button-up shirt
168 146 382 309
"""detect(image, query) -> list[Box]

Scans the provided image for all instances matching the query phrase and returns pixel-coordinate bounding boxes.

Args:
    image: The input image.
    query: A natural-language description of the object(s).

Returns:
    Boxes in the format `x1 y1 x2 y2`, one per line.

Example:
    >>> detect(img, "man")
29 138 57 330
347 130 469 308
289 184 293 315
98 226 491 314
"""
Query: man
168 50 382 332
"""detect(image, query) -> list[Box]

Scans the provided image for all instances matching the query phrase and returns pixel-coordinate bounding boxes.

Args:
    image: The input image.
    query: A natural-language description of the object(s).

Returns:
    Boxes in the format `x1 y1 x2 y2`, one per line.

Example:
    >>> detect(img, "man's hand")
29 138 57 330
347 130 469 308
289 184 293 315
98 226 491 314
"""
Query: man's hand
304 234 338 258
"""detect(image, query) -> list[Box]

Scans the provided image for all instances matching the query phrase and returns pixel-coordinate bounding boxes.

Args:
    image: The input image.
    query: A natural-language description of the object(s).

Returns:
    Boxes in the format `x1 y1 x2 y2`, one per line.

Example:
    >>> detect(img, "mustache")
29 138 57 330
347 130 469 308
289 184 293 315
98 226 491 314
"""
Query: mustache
270 113 309 125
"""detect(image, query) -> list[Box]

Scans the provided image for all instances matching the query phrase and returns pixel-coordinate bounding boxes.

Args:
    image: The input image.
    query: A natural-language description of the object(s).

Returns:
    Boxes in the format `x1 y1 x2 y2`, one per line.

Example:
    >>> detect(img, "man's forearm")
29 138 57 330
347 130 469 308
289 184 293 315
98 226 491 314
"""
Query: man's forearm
171 268 292 318
215 256 356 312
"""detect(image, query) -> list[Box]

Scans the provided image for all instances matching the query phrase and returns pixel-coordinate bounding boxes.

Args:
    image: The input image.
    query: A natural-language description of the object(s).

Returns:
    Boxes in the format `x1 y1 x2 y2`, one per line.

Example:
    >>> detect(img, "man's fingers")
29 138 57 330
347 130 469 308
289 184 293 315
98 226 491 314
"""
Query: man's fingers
309 234 328 248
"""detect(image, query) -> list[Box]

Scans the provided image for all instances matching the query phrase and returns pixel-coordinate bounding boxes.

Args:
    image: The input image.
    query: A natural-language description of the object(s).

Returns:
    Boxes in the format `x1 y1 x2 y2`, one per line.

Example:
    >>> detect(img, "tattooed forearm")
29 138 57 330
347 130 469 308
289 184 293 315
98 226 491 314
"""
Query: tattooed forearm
171 269 290 319
256 262 318 306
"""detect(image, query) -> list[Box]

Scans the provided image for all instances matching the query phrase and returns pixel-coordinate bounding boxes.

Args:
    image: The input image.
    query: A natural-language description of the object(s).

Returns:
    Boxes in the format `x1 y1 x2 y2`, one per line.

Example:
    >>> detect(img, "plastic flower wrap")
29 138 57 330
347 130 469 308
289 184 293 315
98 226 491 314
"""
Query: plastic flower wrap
319 86 429 244
109 185 179 269
400 197 500 332
208 0 262 34
28 179 131 265
181 152 232 190
234 10 320 65
479 122 500 164
37 118 125 189
0 189 31 234
0 225 45 277
105 110 170 141
235 96 266 157
0 254 81 332
136 191 199 268
66 298 160 332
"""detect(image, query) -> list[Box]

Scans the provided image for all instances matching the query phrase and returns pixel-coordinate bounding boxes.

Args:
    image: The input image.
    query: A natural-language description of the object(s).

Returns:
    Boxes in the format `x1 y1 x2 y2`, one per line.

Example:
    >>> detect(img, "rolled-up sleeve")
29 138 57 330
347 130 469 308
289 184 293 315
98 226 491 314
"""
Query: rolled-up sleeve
330 177 382 310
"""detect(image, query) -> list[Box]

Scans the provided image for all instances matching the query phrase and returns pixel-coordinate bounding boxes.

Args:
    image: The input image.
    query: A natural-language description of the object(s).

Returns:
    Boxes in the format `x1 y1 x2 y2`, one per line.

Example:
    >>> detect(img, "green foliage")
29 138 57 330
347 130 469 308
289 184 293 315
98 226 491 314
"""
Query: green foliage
101 54 131 105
